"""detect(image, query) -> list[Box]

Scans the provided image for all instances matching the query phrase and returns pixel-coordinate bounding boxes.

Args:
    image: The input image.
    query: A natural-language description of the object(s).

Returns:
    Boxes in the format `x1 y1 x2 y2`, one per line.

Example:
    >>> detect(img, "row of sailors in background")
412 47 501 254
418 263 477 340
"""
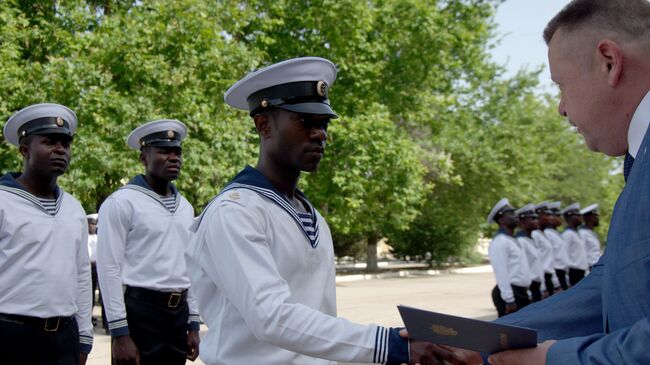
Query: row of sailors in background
486 198 602 317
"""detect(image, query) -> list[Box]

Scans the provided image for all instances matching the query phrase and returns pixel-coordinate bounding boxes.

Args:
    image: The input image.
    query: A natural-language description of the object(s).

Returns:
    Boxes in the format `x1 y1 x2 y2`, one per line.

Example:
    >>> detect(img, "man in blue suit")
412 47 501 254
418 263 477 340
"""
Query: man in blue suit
455 0 650 364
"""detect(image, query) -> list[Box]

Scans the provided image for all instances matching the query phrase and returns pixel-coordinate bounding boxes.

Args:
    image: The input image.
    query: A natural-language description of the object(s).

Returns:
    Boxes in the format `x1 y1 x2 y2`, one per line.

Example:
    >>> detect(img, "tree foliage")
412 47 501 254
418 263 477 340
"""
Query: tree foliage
0 0 623 267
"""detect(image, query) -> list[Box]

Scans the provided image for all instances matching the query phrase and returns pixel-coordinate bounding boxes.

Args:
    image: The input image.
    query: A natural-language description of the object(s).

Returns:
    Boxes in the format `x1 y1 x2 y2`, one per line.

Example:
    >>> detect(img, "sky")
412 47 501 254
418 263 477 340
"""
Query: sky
490 0 571 90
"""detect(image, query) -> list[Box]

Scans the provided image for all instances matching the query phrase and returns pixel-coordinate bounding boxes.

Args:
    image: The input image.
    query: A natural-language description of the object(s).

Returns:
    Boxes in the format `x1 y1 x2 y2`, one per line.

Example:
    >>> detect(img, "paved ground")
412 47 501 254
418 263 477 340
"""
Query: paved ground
87 269 497 365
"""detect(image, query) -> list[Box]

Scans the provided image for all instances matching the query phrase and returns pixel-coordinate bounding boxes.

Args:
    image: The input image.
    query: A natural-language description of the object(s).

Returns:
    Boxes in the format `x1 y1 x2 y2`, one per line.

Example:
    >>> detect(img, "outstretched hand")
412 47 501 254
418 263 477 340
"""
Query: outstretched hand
398 329 482 365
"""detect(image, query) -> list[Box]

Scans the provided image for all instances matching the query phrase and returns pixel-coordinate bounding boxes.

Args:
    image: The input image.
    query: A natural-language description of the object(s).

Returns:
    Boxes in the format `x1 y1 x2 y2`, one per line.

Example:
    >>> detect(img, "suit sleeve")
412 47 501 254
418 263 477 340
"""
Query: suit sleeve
96 196 132 337
488 237 514 303
193 200 407 364
76 213 94 353
547 316 650 364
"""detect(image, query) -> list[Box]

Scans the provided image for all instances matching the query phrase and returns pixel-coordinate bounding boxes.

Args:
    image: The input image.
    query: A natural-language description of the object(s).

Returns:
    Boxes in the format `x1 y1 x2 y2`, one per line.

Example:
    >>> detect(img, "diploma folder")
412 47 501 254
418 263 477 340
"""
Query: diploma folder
397 305 537 353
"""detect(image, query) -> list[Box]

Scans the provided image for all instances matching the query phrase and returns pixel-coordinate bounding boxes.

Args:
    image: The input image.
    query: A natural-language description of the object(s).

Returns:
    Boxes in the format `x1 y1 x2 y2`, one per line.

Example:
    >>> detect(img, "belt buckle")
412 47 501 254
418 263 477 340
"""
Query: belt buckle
44 317 60 332
168 293 182 308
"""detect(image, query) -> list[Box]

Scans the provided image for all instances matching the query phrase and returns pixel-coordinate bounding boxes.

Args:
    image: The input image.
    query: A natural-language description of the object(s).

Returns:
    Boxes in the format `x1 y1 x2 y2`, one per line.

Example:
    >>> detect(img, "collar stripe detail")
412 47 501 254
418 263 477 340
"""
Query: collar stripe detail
0 185 63 215
120 185 180 213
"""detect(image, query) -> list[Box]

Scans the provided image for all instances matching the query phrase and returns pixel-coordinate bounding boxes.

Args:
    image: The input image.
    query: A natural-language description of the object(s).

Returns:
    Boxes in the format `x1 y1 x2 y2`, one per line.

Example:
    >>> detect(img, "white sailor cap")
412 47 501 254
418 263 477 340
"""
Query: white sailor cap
3 103 77 146
548 201 562 213
516 203 538 218
86 213 98 221
561 202 581 215
580 203 599 215
224 57 338 118
534 201 550 213
487 198 514 224
126 119 187 150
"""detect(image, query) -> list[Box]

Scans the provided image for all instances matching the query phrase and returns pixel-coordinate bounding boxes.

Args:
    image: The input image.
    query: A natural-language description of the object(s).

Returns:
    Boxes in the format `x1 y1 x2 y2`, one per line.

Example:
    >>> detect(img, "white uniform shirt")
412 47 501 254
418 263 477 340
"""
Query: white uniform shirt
579 227 602 267
562 228 589 270
186 167 402 365
545 228 570 270
97 176 200 336
531 230 559 287
517 234 546 291
488 231 532 303
88 234 97 263
0 173 93 352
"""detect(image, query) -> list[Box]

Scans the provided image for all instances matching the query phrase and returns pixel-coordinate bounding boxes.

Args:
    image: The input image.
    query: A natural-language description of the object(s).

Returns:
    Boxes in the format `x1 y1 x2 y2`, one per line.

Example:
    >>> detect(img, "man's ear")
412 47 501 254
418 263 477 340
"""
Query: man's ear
596 39 623 87
139 150 147 165
254 113 273 139
18 142 30 159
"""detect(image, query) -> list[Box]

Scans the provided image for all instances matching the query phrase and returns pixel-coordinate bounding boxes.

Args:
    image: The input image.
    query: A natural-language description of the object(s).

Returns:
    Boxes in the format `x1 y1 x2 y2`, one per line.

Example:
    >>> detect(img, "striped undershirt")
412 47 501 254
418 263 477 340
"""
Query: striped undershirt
159 194 176 213
297 212 318 244
37 197 57 215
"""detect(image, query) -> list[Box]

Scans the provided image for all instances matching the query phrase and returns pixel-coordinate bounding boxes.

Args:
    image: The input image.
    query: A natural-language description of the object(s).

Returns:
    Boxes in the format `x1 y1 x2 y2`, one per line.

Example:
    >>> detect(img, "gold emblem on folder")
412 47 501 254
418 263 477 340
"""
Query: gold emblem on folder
431 324 458 336
499 332 508 349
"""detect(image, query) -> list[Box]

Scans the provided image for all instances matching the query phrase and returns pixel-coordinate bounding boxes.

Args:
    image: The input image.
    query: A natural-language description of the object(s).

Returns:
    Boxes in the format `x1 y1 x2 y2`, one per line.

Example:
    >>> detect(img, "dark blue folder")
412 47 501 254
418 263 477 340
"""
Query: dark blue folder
397 305 537 353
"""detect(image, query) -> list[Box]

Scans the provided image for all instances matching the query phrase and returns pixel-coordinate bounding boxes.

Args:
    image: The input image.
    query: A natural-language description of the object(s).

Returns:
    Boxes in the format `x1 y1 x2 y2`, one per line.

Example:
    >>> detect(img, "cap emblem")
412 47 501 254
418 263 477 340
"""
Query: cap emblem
261 99 269 108
56 117 64 127
167 130 174 139
316 80 328 97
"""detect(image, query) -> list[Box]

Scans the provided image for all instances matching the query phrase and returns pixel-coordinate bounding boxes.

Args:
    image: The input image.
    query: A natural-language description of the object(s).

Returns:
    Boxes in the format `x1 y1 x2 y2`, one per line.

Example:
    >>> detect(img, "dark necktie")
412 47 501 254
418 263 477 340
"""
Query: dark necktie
624 152 635 182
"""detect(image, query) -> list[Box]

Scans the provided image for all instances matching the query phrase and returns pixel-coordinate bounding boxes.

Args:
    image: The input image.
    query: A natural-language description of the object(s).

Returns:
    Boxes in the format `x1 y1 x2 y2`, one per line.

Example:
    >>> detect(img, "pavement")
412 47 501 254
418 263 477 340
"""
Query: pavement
87 266 497 365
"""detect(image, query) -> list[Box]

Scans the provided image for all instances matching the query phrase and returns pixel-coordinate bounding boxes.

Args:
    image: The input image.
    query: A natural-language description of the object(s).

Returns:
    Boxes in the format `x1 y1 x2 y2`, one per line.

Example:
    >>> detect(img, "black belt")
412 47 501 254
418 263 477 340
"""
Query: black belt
125 286 188 308
0 313 73 332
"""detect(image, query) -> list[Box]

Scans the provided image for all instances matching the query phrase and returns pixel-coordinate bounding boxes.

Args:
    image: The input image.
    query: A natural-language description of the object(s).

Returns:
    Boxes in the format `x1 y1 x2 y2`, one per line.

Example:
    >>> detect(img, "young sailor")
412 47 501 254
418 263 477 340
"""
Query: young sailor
561 203 588 286
545 201 570 290
185 57 457 365
579 204 602 269
0 103 93 364
532 202 559 295
515 204 546 302
97 119 200 364
487 198 532 317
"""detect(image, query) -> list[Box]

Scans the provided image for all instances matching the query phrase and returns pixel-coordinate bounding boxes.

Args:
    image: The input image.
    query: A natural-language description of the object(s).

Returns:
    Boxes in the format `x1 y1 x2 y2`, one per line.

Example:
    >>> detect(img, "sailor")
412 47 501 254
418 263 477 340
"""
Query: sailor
532 202 560 295
97 119 200 365
561 202 589 286
545 201 570 290
184 57 456 365
515 204 546 302
487 198 532 317
0 103 93 364
579 204 602 269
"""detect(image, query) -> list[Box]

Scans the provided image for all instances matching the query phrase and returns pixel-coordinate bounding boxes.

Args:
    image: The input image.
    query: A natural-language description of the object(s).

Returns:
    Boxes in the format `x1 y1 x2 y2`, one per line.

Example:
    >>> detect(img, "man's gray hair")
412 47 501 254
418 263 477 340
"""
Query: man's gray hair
544 0 650 45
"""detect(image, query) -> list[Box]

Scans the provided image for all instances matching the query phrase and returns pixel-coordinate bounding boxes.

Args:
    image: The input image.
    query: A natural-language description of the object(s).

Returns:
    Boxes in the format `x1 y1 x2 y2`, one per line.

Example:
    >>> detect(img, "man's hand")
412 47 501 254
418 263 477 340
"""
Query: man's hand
398 329 480 365
79 352 88 365
112 335 140 365
186 329 200 361
505 302 517 314
488 340 556 365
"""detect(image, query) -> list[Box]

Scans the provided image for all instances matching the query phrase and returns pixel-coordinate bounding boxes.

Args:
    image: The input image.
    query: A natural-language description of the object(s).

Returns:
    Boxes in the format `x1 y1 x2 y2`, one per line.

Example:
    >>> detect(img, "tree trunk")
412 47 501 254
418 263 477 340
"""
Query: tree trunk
366 235 379 273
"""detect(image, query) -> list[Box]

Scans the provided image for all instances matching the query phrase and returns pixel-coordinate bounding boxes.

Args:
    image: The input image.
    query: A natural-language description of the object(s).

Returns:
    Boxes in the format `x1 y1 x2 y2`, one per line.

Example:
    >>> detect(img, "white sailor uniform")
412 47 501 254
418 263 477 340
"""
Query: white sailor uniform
563 227 589 285
97 175 200 337
517 232 546 301
0 173 93 353
531 229 559 294
545 227 570 290
579 227 601 268
488 229 532 317
185 166 407 365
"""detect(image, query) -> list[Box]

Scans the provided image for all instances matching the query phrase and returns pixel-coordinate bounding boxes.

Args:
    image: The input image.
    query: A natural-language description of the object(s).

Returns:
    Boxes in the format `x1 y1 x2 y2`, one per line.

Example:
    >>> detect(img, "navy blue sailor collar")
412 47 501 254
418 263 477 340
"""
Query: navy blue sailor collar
219 165 320 248
0 172 63 215
494 227 513 238
120 174 180 213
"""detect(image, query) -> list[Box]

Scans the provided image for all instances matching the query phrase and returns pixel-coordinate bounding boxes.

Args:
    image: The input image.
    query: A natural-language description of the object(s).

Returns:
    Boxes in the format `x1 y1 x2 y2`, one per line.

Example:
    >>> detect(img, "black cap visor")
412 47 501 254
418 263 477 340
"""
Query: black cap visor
277 102 338 118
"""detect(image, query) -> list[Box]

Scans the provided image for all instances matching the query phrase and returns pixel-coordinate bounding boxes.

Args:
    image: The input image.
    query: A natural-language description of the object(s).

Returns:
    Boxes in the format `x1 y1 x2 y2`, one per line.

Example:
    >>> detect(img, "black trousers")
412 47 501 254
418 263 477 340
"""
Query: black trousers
556 269 569 290
544 273 555 296
0 314 79 365
492 285 531 317
114 287 189 365
569 268 586 286
530 280 542 302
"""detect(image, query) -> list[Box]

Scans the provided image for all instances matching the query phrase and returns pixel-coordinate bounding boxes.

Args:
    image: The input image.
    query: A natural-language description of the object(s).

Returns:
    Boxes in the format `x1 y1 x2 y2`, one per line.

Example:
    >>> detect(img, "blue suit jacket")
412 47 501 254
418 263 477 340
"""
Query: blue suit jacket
494 134 650 363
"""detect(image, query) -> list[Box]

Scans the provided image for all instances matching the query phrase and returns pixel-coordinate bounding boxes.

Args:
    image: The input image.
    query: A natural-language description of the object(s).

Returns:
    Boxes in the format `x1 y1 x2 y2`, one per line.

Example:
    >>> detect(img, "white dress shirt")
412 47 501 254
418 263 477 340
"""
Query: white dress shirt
628 90 650 158
579 228 602 267
186 180 399 365
0 173 93 352
97 179 199 336
532 230 559 287
562 228 589 270
545 228 570 270
488 232 532 303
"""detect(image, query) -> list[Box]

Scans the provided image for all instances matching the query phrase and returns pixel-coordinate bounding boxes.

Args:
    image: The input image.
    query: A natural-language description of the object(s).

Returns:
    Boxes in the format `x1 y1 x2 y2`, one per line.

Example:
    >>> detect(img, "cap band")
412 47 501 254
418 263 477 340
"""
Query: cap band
140 130 182 149
247 81 330 116
17 117 72 140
